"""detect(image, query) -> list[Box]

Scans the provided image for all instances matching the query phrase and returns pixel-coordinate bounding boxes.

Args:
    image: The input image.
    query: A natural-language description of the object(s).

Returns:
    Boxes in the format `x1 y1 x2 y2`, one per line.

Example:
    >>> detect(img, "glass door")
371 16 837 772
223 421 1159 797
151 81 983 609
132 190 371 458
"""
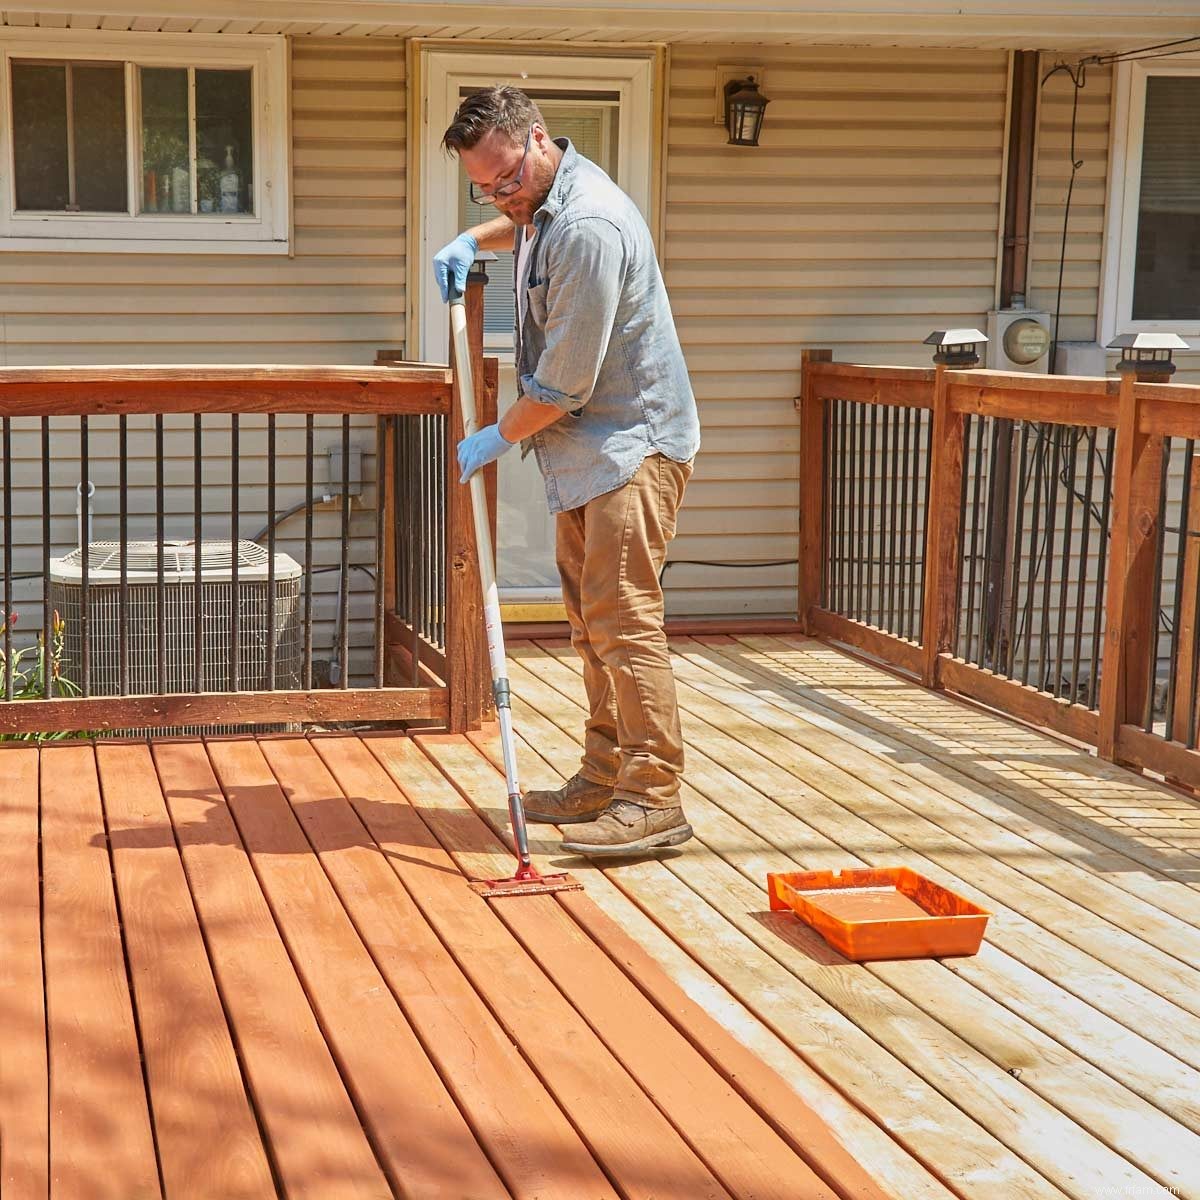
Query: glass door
457 96 621 608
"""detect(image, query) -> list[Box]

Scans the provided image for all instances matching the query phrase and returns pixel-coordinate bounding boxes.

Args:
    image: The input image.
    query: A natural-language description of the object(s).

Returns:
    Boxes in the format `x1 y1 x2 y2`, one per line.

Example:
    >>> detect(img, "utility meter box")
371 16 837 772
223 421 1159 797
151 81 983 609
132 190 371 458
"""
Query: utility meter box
986 307 1052 373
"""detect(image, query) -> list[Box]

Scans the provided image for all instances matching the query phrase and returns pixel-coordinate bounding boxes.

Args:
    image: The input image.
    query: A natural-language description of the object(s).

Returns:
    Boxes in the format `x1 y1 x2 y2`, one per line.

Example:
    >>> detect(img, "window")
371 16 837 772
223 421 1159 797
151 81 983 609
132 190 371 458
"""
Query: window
1103 56 1200 337
1 31 288 252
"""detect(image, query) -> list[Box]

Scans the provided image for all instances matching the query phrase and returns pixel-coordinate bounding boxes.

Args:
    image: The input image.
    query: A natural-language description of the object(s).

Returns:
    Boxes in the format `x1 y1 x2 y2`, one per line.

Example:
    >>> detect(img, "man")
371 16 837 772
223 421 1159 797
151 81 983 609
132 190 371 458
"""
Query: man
433 85 700 857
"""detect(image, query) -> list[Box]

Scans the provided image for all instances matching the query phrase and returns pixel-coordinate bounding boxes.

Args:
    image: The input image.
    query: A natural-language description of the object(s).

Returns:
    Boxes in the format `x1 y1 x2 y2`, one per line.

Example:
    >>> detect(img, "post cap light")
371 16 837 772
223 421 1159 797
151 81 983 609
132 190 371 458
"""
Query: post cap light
1106 332 1190 376
724 76 769 146
923 328 988 367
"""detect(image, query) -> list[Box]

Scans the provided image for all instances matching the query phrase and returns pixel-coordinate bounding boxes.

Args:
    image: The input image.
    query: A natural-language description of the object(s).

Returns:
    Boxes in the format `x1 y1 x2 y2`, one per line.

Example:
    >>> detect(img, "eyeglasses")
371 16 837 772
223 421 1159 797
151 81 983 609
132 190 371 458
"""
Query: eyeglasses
469 127 533 205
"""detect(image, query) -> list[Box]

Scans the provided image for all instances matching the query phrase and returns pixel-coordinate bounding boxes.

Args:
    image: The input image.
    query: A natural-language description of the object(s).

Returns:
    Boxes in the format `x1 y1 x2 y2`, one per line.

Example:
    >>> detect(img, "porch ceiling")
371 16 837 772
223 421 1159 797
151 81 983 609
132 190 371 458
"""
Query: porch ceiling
3 0 1199 49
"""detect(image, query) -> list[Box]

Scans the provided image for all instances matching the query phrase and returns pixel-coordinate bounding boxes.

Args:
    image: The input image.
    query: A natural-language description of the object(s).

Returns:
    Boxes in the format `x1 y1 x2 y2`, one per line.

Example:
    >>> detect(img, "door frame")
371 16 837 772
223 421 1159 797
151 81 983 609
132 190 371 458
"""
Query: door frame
409 41 663 364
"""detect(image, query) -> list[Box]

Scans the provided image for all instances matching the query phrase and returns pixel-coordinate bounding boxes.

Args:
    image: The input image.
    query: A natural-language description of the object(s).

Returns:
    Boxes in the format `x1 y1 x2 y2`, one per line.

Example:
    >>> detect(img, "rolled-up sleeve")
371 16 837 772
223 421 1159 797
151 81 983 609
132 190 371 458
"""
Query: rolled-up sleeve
520 216 625 414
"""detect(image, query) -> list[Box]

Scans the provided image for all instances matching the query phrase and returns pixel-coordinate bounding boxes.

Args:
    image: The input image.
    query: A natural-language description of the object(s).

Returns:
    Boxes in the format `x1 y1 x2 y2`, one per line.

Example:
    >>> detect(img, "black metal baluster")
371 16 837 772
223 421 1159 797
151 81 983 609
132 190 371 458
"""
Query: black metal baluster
1143 437 1172 732
118 415 129 695
2 418 11 702
885 406 901 634
230 415 240 693
1037 425 1063 693
963 414 984 661
304 415 314 691
1071 426 1099 706
1165 444 1193 737
339 415 351 689
193 415 203 694
374 418 386 689
156 415 166 694
41 419 52 700
1188 517 1200 747
1021 423 1046 685
1089 428 1116 710
855 402 867 622
977 419 997 670
865 404 878 625
267 414 277 691
1053 426 1080 699
416 416 427 664
408 417 419 684
899 406 914 639
1006 421 1031 680
918 411 933 639
80 417 90 698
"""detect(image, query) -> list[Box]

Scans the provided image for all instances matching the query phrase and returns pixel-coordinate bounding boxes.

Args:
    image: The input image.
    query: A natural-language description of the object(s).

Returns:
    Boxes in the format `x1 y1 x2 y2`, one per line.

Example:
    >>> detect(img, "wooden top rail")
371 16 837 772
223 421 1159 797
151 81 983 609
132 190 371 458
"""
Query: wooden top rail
0 364 454 417
805 356 1200 439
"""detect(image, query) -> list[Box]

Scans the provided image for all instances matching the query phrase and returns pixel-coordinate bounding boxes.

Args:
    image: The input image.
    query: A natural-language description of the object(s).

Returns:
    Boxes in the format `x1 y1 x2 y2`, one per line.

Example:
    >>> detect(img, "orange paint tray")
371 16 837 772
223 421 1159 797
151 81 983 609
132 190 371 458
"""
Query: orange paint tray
767 867 991 961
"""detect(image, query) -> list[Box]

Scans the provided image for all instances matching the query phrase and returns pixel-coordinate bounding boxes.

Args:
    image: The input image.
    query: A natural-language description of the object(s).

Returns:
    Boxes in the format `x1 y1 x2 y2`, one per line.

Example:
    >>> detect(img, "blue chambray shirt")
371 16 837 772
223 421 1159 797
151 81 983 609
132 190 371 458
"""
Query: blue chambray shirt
515 139 701 514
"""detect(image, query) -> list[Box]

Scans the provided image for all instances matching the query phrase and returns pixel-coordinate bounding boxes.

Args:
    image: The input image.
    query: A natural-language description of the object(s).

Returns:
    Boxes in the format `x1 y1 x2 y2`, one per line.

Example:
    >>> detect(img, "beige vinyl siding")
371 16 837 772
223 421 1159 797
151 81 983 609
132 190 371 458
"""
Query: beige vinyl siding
662 46 1009 616
0 39 408 685
1027 59 1111 348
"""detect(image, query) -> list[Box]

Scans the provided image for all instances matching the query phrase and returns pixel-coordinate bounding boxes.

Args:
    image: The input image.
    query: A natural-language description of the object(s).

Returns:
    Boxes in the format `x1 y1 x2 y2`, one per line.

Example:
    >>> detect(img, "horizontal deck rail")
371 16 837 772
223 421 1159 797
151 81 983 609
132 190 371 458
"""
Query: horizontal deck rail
799 347 1200 790
0 284 494 738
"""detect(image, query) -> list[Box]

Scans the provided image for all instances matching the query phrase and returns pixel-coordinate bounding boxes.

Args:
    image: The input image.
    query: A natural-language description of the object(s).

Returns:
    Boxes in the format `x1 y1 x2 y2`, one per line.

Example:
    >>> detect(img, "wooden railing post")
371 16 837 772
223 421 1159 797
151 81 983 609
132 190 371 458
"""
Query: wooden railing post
1098 368 1166 760
920 361 967 687
797 348 833 632
444 270 489 732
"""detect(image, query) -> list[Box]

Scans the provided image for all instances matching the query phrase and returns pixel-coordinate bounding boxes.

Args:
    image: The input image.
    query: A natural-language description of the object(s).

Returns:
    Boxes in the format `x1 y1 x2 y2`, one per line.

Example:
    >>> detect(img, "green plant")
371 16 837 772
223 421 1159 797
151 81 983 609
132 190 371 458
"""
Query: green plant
0 610 84 743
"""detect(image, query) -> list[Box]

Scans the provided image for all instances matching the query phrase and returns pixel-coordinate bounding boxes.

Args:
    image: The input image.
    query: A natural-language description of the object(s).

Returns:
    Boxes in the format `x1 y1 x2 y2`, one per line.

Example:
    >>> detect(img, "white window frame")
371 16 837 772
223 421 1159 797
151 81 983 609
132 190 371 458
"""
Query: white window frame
0 29 289 254
1101 53 1200 341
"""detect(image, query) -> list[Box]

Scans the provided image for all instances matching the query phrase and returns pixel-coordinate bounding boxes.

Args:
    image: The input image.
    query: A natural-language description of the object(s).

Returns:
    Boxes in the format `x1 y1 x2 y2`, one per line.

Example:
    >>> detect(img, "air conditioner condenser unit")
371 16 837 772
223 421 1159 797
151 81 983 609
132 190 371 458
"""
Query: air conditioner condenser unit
49 539 304 700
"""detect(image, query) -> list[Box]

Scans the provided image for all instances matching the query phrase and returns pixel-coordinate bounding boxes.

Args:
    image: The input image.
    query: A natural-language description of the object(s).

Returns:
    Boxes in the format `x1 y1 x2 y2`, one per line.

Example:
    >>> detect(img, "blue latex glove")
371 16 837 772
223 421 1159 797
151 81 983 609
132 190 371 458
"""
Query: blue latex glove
457 423 513 483
432 232 479 303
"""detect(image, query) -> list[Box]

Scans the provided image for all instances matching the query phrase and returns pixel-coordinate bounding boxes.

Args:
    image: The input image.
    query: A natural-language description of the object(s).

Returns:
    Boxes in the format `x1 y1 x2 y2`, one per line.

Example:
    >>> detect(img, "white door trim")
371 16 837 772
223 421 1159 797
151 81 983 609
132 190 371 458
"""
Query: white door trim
414 45 656 363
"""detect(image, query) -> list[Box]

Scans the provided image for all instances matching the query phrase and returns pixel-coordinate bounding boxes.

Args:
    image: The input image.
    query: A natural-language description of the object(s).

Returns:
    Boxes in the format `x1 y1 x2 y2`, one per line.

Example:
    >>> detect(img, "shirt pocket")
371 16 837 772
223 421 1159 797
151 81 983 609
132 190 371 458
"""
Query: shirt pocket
526 280 549 326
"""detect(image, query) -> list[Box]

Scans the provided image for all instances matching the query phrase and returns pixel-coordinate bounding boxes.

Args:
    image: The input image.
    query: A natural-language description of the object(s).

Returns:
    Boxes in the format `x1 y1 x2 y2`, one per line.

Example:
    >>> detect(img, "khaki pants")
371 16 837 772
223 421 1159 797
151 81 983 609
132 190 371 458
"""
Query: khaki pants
555 453 693 810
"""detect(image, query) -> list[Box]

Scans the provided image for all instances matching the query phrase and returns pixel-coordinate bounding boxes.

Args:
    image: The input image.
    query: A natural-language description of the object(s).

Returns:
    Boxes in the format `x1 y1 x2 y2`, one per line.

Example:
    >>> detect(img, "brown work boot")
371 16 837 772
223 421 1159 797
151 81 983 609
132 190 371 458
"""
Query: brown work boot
559 800 693 857
522 773 615 824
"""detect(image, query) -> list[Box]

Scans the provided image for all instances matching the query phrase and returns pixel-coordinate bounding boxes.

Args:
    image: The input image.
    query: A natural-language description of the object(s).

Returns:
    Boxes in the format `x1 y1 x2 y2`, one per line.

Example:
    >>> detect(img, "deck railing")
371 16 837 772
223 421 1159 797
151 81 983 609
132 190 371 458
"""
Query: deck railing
799 347 1200 790
0 284 494 738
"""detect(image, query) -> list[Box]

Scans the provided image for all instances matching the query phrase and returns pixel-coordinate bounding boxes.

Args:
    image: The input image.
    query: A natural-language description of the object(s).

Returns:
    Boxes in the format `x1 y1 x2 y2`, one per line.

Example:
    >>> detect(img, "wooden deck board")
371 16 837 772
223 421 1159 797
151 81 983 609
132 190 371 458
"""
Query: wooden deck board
408 735 846 1200
529 643 1200 1070
96 742 276 1200
152 738 392 1199
205 736 510 1200
41 743 160 1200
0 746 48 1200
739 634 1200 878
498 638 1200 1200
8 633 1199 1199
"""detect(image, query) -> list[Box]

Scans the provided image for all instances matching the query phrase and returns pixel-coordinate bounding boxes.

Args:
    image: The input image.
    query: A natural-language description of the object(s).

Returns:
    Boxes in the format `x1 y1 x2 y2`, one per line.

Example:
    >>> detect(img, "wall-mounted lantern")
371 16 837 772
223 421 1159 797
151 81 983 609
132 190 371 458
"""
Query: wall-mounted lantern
724 76 769 146
923 328 988 368
1106 332 1190 377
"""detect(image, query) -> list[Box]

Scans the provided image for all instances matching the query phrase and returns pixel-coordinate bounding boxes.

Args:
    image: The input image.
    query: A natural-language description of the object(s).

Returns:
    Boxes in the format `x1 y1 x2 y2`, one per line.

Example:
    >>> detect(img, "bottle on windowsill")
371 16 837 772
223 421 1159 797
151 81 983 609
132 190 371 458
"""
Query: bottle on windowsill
219 145 241 214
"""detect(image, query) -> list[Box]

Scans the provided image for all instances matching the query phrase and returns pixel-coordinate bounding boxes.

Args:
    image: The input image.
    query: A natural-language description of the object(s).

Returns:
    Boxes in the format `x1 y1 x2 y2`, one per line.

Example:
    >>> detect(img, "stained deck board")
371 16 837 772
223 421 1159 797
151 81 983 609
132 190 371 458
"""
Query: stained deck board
0 745 48 1200
95 742 276 1199
406 733 847 1200
203 736 510 1200
7 729 886 1199
40 743 160 1200
265 733 621 1200
10 632 1198 1200
461 706 1047 1199
501 638 1200 1200
152 738 393 1198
